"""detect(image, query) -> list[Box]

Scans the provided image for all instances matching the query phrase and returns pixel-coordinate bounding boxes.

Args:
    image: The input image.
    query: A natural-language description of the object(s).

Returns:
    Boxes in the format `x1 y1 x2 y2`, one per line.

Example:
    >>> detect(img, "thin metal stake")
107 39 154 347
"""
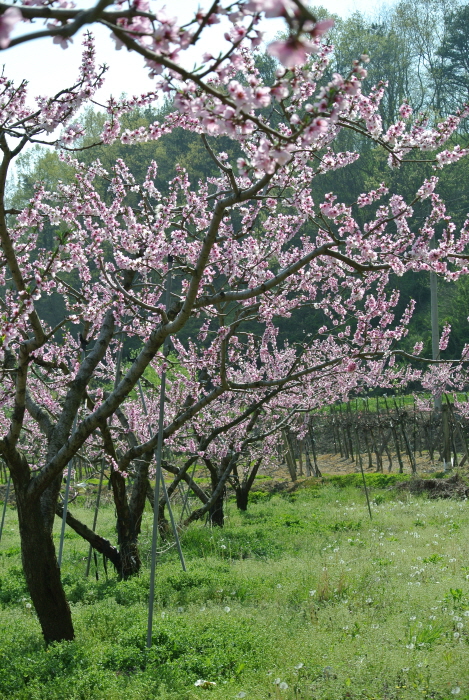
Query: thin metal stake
359 460 373 520
179 460 198 521
85 459 106 577
430 236 442 411
0 474 11 544
85 337 123 576
138 380 186 572
147 255 173 649
58 349 85 568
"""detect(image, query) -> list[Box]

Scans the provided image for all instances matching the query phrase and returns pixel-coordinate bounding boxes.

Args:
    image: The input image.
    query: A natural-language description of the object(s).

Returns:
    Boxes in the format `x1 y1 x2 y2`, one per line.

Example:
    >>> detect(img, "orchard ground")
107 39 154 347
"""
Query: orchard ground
1 462 469 700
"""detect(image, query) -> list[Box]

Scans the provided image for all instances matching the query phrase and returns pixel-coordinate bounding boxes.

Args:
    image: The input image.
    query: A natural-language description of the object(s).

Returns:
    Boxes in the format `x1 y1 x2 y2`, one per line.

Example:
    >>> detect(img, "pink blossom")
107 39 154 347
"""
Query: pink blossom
399 102 413 119
53 34 73 50
268 37 317 68
245 0 291 18
439 324 451 352
311 19 334 38
0 7 22 49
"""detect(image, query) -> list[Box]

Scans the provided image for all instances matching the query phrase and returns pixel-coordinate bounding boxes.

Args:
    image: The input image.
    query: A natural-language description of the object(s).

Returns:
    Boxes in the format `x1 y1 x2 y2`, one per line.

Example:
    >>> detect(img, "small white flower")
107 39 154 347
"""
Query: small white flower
200 606 206 612
224 606 231 613
236 693 247 698
309 590 316 596
276 584 282 589
195 679 216 688
25 603 32 609
279 682 288 690
406 643 414 649
451 688 461 695
454 632 460 639
177 606 184 613
220 544 227 549
294 663 304 670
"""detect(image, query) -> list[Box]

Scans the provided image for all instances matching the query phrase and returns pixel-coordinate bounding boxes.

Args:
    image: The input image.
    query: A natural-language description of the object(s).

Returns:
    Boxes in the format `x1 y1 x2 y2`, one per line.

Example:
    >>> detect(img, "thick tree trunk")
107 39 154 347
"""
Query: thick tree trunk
109 468 142 578
17 494 74 643
234 457 262 512
235 487 249 511
209 484 225 526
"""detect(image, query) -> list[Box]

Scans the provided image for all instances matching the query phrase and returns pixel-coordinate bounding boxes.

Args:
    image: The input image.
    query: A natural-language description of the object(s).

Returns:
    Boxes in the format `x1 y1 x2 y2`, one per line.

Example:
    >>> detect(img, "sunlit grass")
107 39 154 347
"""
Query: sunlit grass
1 478 469 699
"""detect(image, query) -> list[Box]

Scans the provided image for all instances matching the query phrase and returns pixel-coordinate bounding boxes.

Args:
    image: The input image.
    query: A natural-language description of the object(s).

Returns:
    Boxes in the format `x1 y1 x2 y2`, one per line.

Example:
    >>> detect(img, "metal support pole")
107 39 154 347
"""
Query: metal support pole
147 255 173 649
430 238 441 411
179 460 198 520
137 379 186 572
58 349 85 568
85 459 106 577
0 474 11 544
85 336 123 576
58 412 78 568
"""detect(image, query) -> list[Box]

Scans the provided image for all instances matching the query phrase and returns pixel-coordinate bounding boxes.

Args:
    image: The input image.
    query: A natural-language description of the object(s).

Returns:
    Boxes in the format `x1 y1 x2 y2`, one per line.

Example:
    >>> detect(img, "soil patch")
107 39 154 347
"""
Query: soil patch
395 473 469 499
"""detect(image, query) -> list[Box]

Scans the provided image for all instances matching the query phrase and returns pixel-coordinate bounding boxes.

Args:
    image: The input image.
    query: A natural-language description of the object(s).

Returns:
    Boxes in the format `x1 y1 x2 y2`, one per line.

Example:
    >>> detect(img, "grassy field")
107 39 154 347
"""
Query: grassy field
0 475 469 700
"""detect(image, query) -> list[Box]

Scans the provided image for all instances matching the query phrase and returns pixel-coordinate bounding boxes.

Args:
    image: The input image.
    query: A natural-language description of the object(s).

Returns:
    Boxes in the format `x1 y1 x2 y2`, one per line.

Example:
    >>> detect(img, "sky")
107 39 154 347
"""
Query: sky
2 0 389 104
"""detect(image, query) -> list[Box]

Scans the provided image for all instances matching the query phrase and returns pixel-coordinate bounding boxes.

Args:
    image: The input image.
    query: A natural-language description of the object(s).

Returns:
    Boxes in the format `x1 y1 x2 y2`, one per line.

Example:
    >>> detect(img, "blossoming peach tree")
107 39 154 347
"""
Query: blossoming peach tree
0 0 468 643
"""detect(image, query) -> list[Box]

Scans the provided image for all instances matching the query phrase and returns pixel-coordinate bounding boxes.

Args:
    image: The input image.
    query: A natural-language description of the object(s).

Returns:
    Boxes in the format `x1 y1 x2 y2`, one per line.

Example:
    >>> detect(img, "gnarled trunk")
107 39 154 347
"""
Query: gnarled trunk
235 486 249 511
209 468 225 526
16 490 74 643
209 487 225 526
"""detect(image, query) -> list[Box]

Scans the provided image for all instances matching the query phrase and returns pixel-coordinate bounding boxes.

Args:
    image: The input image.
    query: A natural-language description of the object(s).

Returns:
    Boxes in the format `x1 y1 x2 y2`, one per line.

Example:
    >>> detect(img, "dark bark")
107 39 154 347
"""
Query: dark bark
209 465 225 526
0 438 75 643
55 503 121 571
184 454 234 527
235 487 249 511
101 421 142 579
234 457 262 512
209 488 225 526
17 490 74 643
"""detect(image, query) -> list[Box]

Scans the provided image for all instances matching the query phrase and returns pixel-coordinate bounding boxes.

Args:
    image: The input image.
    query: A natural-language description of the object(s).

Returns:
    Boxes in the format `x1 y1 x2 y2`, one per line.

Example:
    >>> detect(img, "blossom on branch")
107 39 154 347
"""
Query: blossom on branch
0 7 22 48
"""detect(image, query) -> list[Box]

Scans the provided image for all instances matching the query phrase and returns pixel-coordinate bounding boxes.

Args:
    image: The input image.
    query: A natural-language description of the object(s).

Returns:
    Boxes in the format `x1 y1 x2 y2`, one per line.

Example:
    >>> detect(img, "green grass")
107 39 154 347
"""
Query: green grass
326 392 469 413
1 480 469 699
